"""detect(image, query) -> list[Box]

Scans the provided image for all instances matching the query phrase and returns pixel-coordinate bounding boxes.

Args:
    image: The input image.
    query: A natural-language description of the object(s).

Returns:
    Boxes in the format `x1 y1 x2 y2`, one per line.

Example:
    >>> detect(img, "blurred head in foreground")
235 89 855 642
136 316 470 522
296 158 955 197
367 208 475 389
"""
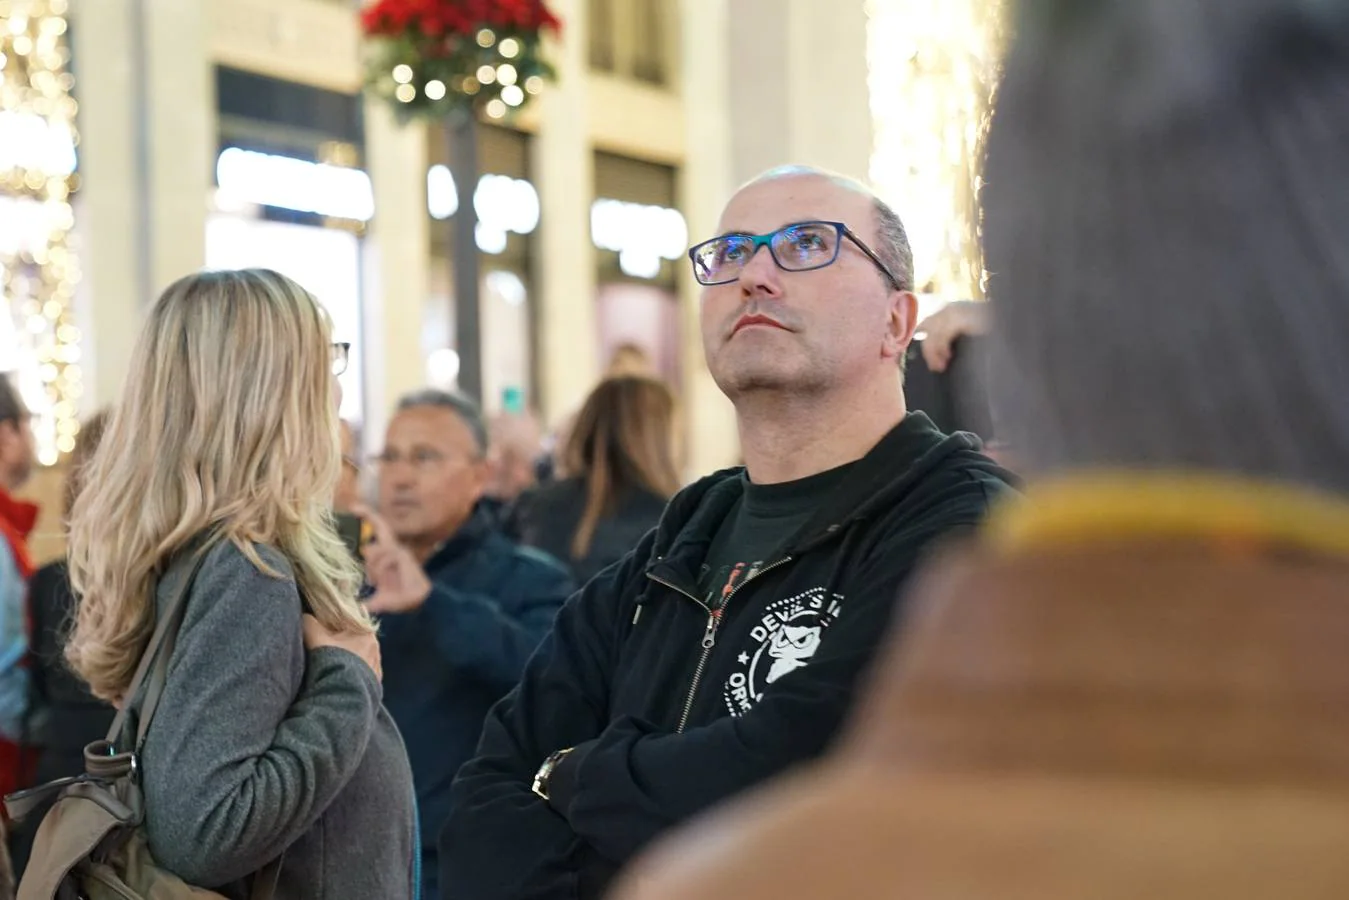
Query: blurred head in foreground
987 0 1349 494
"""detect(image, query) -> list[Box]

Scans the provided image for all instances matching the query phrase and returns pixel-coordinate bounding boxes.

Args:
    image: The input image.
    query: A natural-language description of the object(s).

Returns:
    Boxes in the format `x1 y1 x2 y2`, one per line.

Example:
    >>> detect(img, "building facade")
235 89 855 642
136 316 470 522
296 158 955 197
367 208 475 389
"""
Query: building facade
7 0 939 554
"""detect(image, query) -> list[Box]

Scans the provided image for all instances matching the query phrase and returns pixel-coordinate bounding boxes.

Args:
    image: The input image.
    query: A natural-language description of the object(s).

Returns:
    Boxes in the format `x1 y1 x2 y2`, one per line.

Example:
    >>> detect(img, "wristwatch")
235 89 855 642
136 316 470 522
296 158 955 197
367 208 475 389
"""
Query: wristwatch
531 748 573 801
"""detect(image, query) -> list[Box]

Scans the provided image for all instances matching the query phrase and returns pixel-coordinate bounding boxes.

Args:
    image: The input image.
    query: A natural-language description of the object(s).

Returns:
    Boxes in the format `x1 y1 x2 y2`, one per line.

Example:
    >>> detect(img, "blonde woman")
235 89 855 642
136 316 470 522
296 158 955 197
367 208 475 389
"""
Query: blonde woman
65 269 416 898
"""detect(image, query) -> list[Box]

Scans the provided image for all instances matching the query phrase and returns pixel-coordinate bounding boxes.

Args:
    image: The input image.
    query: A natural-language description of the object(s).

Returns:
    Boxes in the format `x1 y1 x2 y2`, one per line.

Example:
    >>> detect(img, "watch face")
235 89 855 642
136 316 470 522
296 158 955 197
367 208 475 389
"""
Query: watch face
532 756 557 800
532 748 573 801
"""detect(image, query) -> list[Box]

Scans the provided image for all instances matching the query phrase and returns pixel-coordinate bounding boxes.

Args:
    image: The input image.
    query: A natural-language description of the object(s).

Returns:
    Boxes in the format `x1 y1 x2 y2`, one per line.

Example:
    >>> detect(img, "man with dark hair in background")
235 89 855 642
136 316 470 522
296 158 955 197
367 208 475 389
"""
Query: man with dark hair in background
355 388 575 900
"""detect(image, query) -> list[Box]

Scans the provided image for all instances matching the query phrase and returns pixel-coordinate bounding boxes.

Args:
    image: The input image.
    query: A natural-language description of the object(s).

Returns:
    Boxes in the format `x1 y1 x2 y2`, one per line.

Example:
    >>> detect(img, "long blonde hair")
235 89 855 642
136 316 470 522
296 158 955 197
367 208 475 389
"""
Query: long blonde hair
561 376 680 559
66 269 373 703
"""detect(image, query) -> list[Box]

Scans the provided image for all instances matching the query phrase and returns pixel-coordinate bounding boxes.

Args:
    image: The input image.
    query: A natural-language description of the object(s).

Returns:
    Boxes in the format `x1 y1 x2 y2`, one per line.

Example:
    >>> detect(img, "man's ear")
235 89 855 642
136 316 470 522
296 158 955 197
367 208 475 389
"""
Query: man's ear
882 291 920 361
468 456 493 500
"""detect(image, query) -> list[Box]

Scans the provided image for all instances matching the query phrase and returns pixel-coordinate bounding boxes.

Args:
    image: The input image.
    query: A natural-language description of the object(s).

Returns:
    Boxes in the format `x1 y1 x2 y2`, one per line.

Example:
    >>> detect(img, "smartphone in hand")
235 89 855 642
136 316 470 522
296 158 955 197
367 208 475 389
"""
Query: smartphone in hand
333 511 367 562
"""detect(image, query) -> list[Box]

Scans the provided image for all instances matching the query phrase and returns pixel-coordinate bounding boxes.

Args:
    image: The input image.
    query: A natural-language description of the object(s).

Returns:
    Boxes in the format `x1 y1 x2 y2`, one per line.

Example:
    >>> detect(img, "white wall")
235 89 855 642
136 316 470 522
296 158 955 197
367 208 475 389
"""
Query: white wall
726 0 873 185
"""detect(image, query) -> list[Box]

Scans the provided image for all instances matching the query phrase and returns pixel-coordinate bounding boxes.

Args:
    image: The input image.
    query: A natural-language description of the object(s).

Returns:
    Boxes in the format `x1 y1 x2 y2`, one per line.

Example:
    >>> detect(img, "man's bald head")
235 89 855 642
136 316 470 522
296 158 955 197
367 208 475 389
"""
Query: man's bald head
742 166 914 293
699 164 919 406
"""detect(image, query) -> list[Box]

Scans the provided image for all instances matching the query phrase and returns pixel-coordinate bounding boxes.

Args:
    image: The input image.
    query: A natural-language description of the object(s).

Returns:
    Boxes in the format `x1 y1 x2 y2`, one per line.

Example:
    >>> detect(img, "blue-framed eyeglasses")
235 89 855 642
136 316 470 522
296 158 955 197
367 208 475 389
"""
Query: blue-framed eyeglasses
688 220 904 290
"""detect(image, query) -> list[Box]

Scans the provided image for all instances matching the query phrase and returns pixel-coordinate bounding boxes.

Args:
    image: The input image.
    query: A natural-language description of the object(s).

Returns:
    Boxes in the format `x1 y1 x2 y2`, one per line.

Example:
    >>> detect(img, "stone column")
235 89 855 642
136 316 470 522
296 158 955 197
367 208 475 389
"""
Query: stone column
362 100 429 453
533 0 598 425
678 0 739 476
71 0 141 408
73 0 212 406
142 0 212 293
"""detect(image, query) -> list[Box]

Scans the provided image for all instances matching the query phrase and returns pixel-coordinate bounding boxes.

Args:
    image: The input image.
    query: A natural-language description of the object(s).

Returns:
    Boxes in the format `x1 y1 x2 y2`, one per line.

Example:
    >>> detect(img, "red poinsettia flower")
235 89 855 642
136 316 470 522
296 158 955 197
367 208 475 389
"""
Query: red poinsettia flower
362 0 416 36
361 0 561 37
534 0 562 31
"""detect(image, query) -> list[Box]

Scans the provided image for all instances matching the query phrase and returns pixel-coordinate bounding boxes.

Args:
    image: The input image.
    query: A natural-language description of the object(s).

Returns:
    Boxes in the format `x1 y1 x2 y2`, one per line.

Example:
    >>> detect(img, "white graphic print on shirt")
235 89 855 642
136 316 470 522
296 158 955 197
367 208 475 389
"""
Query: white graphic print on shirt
722 586 843 716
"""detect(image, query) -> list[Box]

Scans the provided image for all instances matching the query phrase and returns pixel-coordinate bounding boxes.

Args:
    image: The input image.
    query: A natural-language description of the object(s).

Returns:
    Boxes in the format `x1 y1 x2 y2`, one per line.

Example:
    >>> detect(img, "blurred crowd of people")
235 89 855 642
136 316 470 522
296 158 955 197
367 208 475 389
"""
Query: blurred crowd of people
4 0 1349 897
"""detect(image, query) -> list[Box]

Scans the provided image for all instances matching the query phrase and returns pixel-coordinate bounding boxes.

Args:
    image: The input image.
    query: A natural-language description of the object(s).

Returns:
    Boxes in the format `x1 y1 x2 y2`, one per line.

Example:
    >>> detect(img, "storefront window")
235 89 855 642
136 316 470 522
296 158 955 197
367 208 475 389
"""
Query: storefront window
588 0 616 72
591 152 684 385
588 0 671 86
206 67 370 424
204 214 366 422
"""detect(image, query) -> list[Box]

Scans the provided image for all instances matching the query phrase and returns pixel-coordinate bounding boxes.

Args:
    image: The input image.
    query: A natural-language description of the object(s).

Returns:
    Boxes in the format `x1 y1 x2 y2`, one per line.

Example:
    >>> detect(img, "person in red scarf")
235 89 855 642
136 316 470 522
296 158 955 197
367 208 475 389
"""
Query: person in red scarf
0 375 36 896
0 377 37 792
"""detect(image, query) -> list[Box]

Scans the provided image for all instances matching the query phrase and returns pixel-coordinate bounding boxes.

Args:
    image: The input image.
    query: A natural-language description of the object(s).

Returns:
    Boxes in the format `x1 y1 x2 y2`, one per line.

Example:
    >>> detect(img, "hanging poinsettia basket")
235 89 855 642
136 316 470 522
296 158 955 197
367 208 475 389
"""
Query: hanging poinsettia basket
361 0 562 123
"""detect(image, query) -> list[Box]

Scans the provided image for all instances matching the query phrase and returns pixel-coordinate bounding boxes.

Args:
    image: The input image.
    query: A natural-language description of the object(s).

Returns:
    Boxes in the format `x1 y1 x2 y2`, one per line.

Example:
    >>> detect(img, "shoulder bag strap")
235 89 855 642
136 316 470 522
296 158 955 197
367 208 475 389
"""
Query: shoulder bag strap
101 534 288 897
103 535 218 747
250 855 283 900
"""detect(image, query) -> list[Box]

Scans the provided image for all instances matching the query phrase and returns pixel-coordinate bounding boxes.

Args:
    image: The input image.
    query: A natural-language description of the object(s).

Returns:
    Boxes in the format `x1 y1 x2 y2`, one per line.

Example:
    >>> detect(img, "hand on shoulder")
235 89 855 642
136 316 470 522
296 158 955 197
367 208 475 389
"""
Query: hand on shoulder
302 614 382 682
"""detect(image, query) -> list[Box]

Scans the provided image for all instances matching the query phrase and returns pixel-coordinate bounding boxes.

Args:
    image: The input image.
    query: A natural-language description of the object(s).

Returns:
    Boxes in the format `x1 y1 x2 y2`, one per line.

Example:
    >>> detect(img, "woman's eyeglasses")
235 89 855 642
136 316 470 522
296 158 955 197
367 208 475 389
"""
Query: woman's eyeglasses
332 342 351 377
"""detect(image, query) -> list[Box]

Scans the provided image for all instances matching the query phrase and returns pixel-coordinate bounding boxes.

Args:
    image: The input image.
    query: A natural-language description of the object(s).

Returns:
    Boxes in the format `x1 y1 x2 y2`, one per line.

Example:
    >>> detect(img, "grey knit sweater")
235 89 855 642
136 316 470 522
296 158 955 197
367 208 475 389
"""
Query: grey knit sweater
136 540 415 899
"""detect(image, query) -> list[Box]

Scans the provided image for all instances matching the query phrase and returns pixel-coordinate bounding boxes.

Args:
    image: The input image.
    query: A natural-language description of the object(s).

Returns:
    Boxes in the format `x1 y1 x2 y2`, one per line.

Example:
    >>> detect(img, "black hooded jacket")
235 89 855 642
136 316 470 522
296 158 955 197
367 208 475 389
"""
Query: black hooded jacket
441 413 1018 898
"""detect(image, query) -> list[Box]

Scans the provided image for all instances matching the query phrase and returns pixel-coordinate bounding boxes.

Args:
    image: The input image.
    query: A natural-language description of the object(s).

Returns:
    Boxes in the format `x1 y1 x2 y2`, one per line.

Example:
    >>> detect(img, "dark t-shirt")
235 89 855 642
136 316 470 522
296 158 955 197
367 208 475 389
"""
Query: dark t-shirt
697 461 858 604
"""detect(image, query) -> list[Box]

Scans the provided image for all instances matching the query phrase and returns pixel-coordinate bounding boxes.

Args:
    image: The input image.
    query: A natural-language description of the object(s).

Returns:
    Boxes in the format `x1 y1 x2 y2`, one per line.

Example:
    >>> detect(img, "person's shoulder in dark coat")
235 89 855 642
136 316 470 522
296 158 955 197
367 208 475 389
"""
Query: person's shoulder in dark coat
514 477 669 586
25 559 114 754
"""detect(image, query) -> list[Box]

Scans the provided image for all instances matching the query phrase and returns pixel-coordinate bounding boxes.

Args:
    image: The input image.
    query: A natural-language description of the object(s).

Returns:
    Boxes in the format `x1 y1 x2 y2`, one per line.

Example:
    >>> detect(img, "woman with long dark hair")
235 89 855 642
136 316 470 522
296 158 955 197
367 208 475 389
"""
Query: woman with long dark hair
515 376 680 585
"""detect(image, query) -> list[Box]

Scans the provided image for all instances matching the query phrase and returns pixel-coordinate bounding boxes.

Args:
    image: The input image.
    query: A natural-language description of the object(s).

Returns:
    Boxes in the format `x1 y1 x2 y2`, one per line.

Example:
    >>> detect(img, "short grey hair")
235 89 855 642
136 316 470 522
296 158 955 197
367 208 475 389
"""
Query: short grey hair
872 197 915 293
746 165 914 292
397 388 489 457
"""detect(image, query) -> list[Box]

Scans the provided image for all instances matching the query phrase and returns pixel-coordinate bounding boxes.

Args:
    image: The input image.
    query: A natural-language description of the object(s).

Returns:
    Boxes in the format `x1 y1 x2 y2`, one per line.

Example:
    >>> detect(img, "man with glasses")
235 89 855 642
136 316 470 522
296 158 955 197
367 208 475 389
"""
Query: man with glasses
352 388 575 900
442 166 1017 899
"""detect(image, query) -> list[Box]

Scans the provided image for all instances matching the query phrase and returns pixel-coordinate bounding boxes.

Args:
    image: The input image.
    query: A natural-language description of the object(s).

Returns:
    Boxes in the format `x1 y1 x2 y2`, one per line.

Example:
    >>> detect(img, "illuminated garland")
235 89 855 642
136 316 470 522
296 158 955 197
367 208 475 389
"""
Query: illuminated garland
866 0 1007 301
0 0 80 466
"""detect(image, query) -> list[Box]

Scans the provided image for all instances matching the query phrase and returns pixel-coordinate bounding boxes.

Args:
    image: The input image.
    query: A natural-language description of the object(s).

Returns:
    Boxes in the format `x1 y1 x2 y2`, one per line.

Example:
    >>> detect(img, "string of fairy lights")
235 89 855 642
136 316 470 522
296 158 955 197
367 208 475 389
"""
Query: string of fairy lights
0 0 80 466
866 0 1007 303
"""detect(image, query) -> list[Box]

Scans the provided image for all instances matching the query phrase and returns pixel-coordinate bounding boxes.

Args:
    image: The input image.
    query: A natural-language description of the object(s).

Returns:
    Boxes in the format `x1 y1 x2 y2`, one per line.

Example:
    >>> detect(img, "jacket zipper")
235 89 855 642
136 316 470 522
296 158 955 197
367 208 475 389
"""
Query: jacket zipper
650 557 794 733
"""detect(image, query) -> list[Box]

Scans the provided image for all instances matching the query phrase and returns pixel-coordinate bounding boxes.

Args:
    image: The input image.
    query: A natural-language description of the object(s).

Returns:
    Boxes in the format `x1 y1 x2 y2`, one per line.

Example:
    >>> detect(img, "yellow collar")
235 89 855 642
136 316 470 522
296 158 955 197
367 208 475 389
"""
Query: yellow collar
985 472 1349 559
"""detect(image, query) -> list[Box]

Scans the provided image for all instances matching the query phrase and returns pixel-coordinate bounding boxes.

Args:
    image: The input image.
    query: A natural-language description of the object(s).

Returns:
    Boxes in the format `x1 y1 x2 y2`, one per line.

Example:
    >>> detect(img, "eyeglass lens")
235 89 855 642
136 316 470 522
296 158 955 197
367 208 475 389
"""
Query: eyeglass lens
691 222 841 285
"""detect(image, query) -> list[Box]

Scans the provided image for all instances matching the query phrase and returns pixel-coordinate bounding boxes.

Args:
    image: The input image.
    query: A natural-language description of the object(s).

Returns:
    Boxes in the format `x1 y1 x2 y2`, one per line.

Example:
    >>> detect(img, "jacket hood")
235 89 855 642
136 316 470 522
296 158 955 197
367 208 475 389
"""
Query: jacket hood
647 413 1017 576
